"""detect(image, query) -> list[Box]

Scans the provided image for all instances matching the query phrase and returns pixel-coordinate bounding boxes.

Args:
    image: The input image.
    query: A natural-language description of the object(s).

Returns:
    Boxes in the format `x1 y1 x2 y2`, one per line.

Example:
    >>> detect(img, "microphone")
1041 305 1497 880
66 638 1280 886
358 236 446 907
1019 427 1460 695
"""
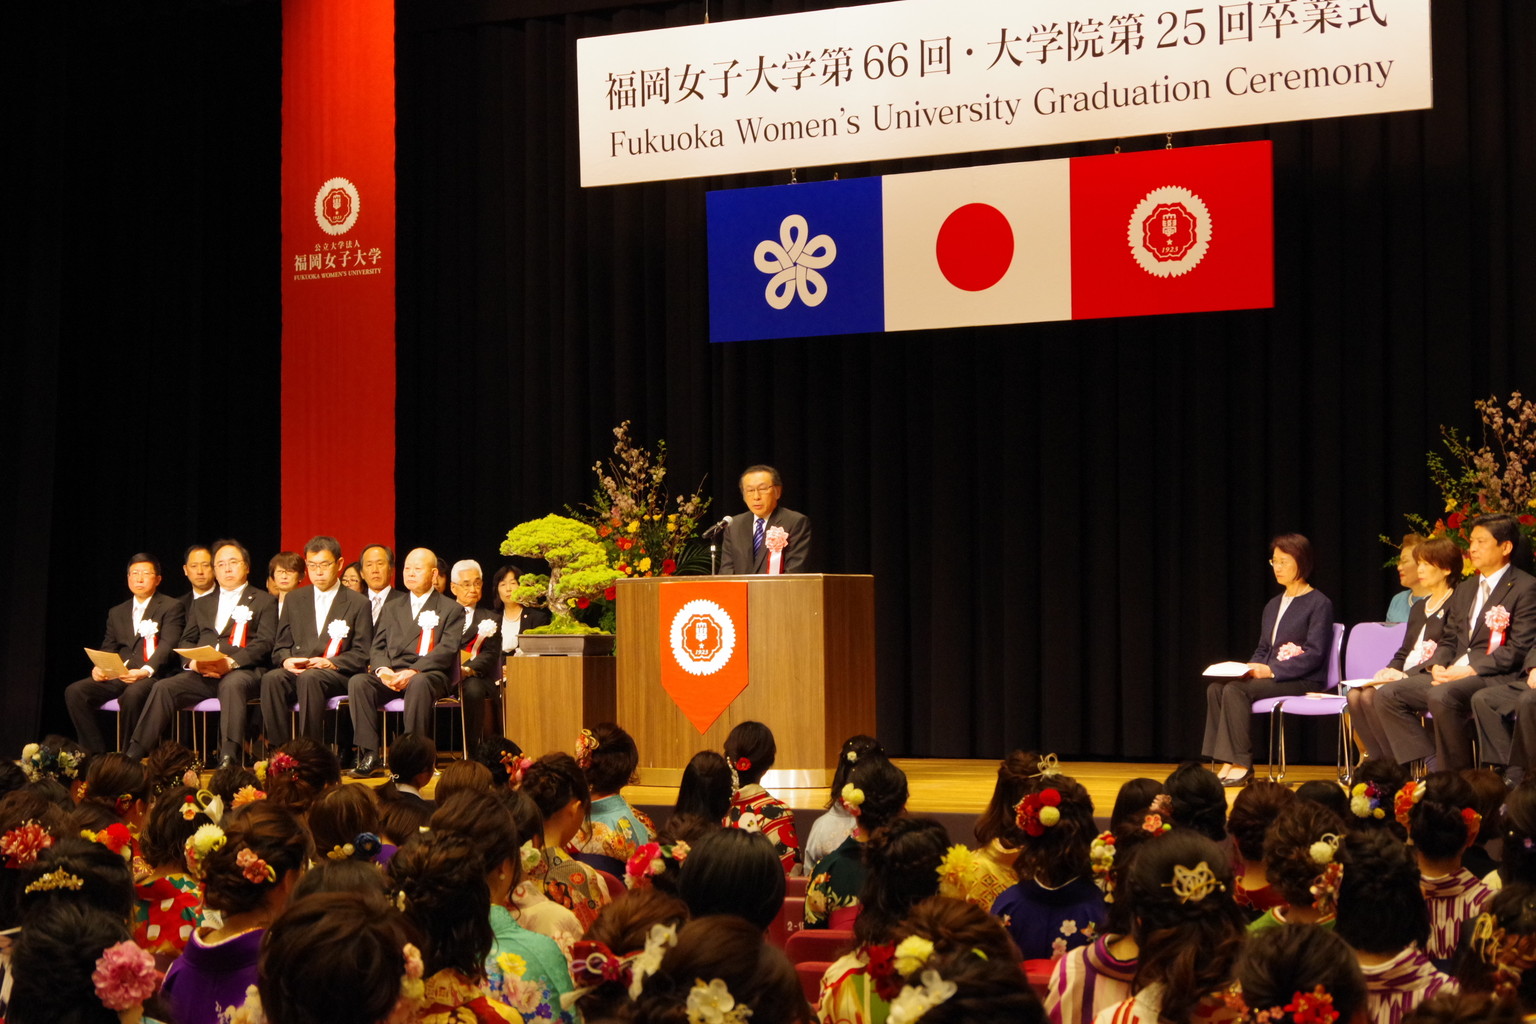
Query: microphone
702 515 733 540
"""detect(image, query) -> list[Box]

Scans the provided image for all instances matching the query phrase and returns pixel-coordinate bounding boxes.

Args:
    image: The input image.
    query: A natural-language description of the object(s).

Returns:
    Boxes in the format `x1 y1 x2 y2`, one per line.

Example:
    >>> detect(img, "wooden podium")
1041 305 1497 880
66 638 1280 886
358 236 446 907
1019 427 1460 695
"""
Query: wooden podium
615 574 875 788
502 656 616 759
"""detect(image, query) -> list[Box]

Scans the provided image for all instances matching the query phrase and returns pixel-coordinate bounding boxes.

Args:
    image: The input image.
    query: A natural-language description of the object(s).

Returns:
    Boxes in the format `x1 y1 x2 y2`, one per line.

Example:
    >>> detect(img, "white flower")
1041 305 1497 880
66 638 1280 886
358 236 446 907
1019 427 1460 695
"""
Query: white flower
735 812 764 834
21 744 39 761
229 605 252 624
627 922 678 999
887 970 957 1024
136 619 159 638
477 619 497 637
327 620 350 640
685 978 751 1024
417 610 439 630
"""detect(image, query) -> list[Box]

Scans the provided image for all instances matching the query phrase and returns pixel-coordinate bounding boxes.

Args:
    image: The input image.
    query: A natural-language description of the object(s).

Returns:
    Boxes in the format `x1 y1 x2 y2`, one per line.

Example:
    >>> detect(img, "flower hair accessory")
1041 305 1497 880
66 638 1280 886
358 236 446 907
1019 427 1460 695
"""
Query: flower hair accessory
887 969 958 1024
232 785 265 810
237 847 277 884
1014 789 1062 837
20 743 79 783
1285 986 1339 1024
845 749 858 764
1142 812 1173 835
1463 806 1484 846
1309 833 1341 866
841 784 866 817
500 750 535 787
892 935 935 976
268 752 299 778
24 868 84 894
1089 831 1116 889
1309 861 1344 917
1148 793 1173 817
734 757 753 772
184 822 226 878
936 844 981 897
81 822 134 863
1 821 53 868
92 940 161 1012
1394 780 1424 827
1471 910 1536 1000
253 760 268 783
575 729 598 770
1349 782 1385 820
1164 861 1225 903
866 943 900 1001
561 940 634 1011
1029 753 1064 779
686 977 752 1024
627 922 678 999
389 942 426 1024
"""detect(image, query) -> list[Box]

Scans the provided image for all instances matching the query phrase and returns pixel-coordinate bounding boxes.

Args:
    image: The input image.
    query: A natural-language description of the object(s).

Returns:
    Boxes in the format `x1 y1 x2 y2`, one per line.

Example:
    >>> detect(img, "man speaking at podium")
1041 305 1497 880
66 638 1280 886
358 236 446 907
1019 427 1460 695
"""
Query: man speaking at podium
718 465 812 574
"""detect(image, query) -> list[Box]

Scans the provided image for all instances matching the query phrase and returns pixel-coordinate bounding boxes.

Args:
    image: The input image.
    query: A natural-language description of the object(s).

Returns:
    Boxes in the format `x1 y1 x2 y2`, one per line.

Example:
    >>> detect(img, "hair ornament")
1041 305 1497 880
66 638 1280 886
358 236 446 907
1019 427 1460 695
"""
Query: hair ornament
936 844 981 897
563 939 633 1009
92 940 162 1012
1 820 53 869
388 942 426 1024
1309 833 1341 866
729 764 741 793
1163 861 1224 904
865 943 901 1000
841 784 866 817
24 868 84 894
625 841 690 889
1471 911 1536 1000
1393 779 1424 827
500 750 535 787
685 977 753 1024
1142 813 1172 835
845 749 858 764
237 847 277 884
575 729 598 770
20 742 79 783
80 822 134 863
182 767 202 790
1014 789 1063 837
394 889 409 912
887 969 958 1024
1349 781 1385 820
519 839 543 875
1284 986 1339 1024
892 935 935 976
1148 793 1173 817
1089 831 1116 887
734 757 753 773
185 822 227 878
268 752 299 778
1463 806 1483 845
626 922 678 1000
1029 753 1064 779
1309 861 1344 916
231 785 265 810
221 984 266 1024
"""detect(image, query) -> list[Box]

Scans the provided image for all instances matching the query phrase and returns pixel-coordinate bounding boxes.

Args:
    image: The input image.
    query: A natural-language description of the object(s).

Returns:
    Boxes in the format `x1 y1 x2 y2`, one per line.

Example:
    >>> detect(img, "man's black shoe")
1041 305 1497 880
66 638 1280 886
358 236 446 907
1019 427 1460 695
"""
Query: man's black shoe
217 753 237 771
351 752 382 779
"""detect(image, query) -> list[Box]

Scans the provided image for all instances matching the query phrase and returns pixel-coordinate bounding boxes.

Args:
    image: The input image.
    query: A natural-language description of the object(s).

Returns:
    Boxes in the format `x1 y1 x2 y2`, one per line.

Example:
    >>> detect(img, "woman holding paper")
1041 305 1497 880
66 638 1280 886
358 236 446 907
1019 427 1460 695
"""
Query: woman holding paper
1347 536 1462 759
1202 534 1334 787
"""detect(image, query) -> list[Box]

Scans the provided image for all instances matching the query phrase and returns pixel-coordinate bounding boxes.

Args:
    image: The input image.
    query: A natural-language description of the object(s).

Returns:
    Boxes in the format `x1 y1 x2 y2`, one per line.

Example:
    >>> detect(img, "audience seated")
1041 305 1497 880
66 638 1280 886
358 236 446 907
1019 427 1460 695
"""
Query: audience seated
523 751 611 930
725 720 802 872
1226 780 1295 920
954 749 1032 911
802 734 885 871
1233 924 1368 1024
574 722 655 867
659 749 732 844
449 558 504 743
805 755 908 929
1250 799 1348 931
1402 774 1495 967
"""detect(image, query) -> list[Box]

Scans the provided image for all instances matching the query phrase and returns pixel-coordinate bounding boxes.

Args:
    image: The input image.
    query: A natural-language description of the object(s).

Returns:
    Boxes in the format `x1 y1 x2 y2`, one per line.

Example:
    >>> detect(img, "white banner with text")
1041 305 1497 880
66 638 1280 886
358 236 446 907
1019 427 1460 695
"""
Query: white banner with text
578 0 1430 186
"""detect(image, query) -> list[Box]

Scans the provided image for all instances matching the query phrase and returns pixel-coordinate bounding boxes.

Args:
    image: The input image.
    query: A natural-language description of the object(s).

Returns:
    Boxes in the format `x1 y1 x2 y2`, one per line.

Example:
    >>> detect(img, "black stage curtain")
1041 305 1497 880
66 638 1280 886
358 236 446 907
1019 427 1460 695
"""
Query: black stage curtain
395 0 1535 763
5 0 1532 767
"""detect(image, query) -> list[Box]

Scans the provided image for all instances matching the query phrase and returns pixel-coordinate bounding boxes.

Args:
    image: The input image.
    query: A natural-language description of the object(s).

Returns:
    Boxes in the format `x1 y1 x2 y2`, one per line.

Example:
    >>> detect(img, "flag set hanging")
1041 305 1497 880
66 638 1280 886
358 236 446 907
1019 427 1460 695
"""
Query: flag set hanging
706 140 1272 343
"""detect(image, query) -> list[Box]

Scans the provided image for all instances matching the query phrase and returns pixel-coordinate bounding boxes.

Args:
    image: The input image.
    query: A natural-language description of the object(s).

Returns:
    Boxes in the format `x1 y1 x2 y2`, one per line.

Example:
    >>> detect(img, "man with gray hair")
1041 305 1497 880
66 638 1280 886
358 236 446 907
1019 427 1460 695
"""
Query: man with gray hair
450 558 503 741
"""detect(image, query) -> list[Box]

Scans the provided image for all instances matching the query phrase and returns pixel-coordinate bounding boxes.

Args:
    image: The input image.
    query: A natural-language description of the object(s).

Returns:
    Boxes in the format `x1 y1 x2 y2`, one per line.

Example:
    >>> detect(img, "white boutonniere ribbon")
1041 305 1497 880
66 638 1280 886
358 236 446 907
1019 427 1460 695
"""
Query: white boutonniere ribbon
136 618 159 660
1487 605 1511 655
764 526 789 575
324 619 350 659
467 617 497 658
416 610 440 656
228 604 253 648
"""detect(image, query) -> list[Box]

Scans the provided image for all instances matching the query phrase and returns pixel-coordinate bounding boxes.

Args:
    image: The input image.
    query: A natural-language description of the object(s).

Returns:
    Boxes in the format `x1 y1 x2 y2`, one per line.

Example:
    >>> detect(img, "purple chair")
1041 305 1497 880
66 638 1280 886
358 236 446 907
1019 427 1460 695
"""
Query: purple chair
99 698 123 750
289 695 349 751
380 694 467 761
1250 622 1345 781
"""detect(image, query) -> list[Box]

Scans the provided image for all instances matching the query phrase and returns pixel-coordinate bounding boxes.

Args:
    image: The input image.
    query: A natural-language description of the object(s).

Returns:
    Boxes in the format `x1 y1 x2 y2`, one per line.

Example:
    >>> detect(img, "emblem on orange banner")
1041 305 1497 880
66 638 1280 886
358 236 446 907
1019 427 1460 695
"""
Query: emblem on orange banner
659 582 749 733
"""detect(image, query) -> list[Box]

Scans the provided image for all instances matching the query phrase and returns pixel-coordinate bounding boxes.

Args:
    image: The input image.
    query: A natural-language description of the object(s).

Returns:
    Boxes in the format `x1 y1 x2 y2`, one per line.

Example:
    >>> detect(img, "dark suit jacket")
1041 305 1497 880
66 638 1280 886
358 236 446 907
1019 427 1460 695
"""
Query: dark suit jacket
1248 589 1334 683
272 585 375 677
365 587 407 626
1431 566 1536 677
458 604 503 678
99 592 186 676
178 589 214 616
369 590 465 677
718 506 812 574
1387 594 1451 671
180 585 278 669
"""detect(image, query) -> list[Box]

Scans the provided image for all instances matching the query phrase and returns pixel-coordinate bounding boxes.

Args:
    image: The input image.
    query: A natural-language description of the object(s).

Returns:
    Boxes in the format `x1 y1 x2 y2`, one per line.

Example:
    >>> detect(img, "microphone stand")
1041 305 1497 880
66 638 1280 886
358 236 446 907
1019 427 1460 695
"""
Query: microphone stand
710 542 718 575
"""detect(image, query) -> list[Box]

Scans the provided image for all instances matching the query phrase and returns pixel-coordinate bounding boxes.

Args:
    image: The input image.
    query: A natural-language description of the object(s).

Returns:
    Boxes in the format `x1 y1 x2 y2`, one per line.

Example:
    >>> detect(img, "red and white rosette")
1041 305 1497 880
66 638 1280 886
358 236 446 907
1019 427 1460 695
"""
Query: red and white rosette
228 605 252 648
1275 642 1305 662
1404 638 1438 672
324 619 350 659
1486 605 1511 655
136 619 159 661
467 618 496 659
416 610 439 656
764 526 789 575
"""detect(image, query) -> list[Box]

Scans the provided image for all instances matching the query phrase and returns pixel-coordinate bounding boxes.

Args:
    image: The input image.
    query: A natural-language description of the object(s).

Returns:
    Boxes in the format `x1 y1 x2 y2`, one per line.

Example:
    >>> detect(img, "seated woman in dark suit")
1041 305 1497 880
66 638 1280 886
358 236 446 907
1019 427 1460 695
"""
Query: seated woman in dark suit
1348 536 1462 759
491 563 553 664
1203 533 1335 787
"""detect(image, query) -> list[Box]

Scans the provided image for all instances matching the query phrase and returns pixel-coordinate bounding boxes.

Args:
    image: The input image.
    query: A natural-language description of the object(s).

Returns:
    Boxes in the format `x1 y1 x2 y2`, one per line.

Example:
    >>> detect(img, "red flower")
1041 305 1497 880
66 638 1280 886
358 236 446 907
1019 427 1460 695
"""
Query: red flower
604 586 616 601
661 559 677 576
574 598 590 609
597 525 612 537
615 536 633 551
1039 788 1061 807
1521 515 1536 527
1447 512 1466 530
735 757 752 771
866 944 900 1001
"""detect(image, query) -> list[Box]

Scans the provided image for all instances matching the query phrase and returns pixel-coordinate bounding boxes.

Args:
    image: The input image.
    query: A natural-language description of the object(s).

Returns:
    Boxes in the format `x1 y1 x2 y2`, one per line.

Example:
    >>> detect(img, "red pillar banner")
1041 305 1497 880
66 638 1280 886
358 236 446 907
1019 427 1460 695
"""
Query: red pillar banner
280 0 395 561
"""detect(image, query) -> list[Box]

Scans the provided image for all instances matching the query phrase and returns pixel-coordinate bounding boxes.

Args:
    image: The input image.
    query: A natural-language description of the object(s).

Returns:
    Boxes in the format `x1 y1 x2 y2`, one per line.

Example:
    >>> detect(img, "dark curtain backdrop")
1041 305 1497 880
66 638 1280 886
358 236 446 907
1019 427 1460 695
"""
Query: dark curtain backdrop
3 0 1531 765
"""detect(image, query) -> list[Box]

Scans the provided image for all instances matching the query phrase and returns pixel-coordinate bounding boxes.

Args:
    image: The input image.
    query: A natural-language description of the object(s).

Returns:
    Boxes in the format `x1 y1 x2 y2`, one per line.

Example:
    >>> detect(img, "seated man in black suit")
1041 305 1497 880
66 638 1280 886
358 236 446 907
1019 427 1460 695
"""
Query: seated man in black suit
450 558 503 742
124 539 277 761
360 543 405 627
178 544 216 614
1378 513 1536 772
65 553 188 753
347 547 465 778
718 464 812 574
259 535 373 751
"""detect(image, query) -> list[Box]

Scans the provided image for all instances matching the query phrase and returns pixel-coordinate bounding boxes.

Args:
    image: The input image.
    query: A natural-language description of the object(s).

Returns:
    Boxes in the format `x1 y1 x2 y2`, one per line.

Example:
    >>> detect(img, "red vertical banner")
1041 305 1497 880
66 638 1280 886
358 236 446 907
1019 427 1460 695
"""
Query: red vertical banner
280 0 395 559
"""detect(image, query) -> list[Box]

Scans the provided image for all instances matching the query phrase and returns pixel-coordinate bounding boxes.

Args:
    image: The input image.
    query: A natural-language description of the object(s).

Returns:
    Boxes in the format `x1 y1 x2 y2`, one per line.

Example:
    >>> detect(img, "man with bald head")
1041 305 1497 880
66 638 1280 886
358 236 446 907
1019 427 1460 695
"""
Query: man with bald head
346 547 464 777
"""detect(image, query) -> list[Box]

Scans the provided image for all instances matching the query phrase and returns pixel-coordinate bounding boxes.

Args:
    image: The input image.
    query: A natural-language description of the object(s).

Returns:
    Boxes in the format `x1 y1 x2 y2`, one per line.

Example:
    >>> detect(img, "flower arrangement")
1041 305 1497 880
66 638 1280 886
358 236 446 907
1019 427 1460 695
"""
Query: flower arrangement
1389 392 1536 565
567 421 711 631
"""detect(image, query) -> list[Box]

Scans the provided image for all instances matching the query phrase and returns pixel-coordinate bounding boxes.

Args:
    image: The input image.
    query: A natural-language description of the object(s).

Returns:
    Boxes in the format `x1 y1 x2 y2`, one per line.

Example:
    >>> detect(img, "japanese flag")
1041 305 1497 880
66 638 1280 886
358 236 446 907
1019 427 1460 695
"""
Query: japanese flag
1069 141 1273 320
882 161 1071 332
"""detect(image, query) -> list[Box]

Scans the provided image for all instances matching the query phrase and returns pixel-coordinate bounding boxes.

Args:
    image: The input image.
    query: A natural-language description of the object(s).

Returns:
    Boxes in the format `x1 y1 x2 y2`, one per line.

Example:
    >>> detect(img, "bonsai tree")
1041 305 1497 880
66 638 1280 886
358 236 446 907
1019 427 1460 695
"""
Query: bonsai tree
499 514 622 634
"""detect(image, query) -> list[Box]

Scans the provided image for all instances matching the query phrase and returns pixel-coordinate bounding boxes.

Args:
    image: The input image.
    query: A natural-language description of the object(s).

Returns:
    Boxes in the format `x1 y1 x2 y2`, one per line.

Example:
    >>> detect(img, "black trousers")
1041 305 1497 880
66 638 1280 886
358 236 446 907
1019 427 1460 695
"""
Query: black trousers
347 669 448 753
65 675 156 753
260 666 349 746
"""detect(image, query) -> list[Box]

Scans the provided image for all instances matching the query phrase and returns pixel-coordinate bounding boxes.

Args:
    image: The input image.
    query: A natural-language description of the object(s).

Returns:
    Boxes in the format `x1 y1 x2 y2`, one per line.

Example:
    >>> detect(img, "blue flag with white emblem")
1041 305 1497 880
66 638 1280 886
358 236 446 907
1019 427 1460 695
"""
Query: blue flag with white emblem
707 177 884 343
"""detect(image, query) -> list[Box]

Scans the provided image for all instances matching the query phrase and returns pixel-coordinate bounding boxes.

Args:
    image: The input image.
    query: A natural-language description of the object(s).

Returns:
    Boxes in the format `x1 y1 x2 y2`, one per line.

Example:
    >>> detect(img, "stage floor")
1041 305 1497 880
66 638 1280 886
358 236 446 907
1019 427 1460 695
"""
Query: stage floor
619 757 1342 817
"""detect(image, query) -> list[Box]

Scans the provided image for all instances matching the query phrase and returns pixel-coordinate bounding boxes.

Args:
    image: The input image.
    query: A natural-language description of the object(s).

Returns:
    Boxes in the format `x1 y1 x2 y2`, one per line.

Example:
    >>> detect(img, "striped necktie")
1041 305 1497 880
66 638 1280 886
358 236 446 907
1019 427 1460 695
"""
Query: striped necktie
752 517 765 556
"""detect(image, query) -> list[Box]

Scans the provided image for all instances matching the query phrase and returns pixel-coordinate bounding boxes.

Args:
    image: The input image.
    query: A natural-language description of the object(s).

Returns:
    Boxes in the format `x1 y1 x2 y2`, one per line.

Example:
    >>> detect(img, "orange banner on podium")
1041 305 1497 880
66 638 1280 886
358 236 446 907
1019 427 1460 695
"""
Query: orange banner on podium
658 581 750 733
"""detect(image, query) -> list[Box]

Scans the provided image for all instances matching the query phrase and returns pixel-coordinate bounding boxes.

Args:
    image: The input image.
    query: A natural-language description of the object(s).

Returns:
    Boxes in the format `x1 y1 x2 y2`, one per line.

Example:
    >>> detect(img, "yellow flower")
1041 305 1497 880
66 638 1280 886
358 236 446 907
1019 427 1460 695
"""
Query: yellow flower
893 935 935 976
638 557 652 572
496 953 528 980
1446 497 1458 511
627 520 640 533
667 522 677 533
668 514 678 522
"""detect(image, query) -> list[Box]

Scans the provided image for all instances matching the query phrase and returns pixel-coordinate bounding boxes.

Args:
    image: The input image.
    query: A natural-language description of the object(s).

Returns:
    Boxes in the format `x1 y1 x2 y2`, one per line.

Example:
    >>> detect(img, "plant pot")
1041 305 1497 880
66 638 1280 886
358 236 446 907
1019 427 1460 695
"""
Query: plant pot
519 633 616 657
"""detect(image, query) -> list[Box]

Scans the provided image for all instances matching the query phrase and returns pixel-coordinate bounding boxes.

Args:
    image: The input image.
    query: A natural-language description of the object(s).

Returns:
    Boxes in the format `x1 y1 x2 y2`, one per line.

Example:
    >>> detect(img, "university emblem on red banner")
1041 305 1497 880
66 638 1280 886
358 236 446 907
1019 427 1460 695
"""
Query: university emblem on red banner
1128 186 1210 277
314 176 361 236
669 599 737 676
